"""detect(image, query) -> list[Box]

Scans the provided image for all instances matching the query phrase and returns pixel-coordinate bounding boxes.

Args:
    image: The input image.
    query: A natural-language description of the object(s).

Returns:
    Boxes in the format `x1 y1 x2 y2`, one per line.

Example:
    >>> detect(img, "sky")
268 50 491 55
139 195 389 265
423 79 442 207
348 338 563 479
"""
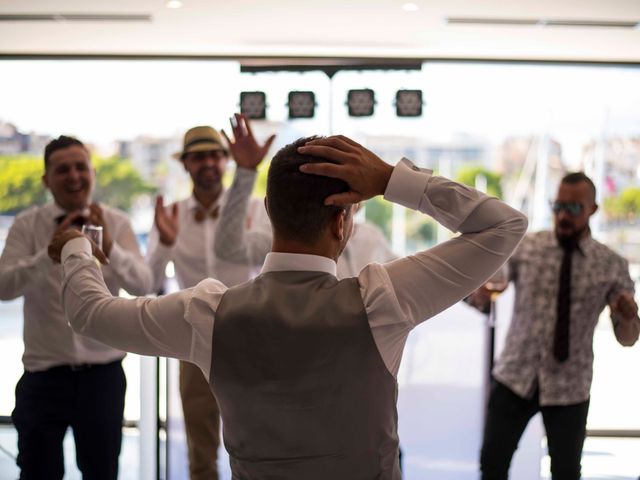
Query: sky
1 59 639 170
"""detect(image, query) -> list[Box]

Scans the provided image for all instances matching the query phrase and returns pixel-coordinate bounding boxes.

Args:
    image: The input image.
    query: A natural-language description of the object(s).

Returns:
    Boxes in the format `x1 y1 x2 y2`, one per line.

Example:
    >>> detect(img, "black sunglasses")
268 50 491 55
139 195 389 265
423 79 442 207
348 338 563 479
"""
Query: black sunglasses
550 201 583 217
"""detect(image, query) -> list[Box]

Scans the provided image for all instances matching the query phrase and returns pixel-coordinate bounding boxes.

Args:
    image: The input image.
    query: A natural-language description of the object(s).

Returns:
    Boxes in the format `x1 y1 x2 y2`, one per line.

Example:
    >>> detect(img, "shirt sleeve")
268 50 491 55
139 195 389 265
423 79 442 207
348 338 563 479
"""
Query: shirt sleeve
106 216 154 296
0 213 53 300
61 237 222 378
360 158 528 376
213 167 272 265
606 255 635 303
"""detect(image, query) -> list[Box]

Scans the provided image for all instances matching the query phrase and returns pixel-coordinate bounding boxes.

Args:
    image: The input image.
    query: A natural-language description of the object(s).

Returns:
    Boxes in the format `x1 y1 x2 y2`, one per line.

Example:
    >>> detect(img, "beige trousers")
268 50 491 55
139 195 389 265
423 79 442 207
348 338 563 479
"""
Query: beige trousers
179 360 220 480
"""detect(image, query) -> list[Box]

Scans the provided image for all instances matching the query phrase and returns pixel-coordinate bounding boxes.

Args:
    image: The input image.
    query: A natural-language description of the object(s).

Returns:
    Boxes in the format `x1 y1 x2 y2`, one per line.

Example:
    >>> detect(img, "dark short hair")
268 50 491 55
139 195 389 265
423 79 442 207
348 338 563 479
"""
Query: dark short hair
44 135 87 169
560 172 596 203
266 136 349 244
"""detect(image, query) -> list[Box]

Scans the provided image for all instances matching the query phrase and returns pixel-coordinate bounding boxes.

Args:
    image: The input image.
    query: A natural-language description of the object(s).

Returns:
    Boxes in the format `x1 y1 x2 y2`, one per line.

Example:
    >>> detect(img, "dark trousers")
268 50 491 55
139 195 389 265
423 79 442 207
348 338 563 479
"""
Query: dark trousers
480 380 590 480
11 360 126 480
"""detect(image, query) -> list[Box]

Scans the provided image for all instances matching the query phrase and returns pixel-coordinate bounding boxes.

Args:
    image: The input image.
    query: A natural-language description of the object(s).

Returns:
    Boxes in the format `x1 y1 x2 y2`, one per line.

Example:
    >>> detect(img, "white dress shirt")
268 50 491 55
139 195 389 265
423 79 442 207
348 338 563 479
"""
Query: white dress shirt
337 222 398 279
146 182 270 291
0 202 153 371
59 159 528 380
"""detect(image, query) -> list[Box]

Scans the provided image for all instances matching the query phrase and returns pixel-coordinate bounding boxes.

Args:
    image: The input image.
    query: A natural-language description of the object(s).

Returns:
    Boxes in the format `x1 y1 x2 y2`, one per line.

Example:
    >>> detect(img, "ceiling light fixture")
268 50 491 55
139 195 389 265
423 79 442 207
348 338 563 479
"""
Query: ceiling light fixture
395 90 423 117
287 91 316 119
402 3 419 12
165 0 183 9
240 91 267 120
346 89 376 117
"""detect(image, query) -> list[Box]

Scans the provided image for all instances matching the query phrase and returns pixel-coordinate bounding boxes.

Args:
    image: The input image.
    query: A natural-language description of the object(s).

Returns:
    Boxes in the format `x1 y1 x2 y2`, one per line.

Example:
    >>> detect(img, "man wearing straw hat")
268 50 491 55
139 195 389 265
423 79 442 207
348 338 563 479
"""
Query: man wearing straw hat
146 115 274 480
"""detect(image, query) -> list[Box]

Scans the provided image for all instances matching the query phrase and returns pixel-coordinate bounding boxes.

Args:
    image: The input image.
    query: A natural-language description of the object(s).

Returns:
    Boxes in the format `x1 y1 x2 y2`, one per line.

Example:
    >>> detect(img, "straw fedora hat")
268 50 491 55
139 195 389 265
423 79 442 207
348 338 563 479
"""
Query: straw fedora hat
173 126 228 160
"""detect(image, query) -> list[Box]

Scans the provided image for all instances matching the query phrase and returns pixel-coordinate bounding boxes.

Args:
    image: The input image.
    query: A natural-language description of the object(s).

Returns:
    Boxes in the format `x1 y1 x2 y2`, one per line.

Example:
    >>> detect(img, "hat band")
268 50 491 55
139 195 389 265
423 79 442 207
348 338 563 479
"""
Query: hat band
184 137 223 150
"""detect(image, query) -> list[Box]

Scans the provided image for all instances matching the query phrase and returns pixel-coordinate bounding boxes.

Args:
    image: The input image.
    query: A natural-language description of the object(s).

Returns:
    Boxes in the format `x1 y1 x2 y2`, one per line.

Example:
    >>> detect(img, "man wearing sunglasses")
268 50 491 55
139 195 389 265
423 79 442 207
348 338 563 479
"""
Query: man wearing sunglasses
468 172 640 480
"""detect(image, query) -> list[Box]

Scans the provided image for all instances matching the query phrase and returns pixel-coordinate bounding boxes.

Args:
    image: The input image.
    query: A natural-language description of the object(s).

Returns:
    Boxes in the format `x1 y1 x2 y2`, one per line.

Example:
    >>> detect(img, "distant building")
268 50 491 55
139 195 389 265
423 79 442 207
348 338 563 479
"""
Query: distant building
118 135 181 181
0 121 50 155
580 136 640 196
363 133 490 173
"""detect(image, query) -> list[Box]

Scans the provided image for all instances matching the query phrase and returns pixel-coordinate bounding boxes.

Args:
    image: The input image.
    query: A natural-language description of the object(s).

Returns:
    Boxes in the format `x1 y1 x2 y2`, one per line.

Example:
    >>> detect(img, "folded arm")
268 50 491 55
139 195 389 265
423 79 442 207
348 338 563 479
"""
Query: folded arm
297 136 527 329
382 162 527 326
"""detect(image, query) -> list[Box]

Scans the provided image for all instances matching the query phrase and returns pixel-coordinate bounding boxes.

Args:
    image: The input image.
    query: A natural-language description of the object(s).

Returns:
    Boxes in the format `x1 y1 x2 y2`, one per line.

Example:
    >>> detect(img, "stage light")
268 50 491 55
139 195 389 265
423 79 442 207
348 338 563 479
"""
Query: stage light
239 91 267 119
347 89 375 117
395 89 423 117
287 91 316 119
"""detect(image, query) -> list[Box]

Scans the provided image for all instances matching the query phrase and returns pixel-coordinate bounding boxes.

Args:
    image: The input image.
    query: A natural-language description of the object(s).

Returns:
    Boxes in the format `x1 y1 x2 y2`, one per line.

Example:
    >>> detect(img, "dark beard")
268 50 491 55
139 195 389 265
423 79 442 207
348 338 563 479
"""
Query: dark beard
555 224 587 250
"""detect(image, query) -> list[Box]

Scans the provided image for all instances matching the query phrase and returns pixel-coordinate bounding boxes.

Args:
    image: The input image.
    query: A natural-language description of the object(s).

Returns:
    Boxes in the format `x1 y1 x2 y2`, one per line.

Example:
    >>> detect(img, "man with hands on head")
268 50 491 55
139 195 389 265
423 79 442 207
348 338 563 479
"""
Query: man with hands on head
145 114 273 480
51 135 527 480
0 135 153 480
467 172 640 480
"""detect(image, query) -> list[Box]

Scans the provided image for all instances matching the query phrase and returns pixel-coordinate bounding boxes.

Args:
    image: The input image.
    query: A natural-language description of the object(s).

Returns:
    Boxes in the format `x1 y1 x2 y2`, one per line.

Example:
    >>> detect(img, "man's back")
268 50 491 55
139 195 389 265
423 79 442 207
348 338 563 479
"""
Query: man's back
53 138 528 480
212 271 400 479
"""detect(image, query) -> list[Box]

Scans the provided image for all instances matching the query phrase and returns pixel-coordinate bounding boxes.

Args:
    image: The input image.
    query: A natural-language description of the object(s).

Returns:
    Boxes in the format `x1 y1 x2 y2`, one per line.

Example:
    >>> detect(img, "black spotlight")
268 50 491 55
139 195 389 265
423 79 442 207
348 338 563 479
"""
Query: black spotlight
240 91 267 119
287 91 316 119
347 89 375 117
395 89 423 117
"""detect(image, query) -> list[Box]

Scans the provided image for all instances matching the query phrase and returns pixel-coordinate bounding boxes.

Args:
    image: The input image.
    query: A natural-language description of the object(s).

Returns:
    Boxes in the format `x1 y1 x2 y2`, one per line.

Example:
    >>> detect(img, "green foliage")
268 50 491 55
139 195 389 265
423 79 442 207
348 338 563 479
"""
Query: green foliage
252 159 270 198
0 155 48 214
0 154 156 214
364 197 393 238
92 156 156 211
604 187 640 221
456 165 503 199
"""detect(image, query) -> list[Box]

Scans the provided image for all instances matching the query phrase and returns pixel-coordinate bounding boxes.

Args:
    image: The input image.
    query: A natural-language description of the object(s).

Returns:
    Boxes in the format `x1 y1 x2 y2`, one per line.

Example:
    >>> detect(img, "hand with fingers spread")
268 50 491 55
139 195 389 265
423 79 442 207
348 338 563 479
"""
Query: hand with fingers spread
48 228 109 265
51 211 86 242
155 195 179 246
88 202 113 256
297 135 394 206
221 113 276 171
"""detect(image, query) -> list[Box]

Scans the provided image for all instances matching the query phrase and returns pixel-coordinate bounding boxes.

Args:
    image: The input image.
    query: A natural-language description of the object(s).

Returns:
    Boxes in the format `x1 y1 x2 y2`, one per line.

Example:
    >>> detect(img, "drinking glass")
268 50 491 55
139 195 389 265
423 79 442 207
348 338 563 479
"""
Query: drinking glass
82 224 103 251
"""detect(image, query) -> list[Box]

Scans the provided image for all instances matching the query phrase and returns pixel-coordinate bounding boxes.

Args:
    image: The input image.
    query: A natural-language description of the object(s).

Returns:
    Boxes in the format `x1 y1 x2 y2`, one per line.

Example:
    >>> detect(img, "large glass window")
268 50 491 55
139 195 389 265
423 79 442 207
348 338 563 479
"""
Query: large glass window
0 59 639 479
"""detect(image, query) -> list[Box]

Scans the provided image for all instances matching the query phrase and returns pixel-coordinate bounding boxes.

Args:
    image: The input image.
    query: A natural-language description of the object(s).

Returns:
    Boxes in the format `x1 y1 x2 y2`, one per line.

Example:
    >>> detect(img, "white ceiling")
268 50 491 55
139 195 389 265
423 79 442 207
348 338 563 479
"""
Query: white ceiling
1 0 640 62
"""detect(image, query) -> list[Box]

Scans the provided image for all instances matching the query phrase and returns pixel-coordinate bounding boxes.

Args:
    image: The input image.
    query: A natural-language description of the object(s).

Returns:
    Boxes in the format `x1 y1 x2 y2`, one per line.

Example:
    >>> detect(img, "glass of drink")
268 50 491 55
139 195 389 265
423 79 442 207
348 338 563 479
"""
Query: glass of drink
484 264 509 303
82 224 103 251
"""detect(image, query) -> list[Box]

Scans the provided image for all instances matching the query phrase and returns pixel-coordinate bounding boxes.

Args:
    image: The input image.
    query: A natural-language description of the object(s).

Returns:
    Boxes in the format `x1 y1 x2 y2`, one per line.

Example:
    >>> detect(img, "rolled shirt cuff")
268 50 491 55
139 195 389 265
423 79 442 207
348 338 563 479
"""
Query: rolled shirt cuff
61 237 92 263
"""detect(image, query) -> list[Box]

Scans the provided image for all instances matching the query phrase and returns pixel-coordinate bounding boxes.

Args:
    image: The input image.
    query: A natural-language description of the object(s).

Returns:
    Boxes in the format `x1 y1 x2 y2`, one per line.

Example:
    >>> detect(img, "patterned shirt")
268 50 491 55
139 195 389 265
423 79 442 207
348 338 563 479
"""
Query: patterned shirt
493 230 634 406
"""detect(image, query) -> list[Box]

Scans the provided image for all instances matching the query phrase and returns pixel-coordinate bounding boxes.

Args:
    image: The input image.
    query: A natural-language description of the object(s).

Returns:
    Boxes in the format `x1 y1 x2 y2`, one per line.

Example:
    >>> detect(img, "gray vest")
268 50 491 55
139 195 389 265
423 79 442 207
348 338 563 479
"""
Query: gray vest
210 271 400 480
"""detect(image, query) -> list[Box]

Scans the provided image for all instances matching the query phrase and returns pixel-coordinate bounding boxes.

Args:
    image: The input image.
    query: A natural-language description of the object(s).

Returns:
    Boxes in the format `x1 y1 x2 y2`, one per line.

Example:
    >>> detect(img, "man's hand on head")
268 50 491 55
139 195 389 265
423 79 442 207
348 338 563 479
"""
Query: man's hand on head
221 113 276 171
48 229 108 265
297 135 394 206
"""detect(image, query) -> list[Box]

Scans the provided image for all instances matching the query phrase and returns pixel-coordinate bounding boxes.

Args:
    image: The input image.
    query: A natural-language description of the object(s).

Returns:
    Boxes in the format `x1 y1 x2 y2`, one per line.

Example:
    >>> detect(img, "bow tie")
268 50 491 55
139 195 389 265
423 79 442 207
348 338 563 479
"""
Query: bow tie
193 206 220 223
55 214 86 228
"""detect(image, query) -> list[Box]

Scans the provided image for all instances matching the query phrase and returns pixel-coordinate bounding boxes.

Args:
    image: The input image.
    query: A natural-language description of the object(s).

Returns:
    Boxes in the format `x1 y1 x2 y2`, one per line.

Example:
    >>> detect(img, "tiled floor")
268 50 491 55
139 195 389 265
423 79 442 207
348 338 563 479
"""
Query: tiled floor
0 424 638 479
0 426 141 480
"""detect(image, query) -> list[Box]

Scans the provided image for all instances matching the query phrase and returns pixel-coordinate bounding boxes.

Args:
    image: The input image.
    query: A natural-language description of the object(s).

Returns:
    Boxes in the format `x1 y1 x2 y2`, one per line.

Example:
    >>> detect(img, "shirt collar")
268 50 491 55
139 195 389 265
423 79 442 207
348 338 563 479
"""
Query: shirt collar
47 202 90 222
187 189 227 213
261 252 337 277
550 230 593 256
